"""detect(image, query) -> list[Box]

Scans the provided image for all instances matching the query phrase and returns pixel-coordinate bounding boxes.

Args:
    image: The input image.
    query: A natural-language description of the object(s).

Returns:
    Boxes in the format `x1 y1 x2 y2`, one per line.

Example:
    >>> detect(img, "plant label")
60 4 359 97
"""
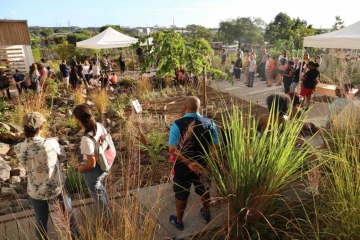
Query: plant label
132 99 142 113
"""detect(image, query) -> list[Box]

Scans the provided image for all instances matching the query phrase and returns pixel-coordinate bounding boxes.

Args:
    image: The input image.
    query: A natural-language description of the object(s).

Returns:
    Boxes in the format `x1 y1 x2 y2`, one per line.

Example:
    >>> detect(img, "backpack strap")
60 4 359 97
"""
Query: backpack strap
85 134 100 161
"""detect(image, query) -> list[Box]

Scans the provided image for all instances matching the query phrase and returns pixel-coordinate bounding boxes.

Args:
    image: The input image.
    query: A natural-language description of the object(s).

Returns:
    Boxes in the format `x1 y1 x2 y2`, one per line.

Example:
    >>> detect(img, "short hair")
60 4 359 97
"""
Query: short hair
41 58 45 62
222 49 225 52
266 94 291 116
62 59 66 63
287 60 294 65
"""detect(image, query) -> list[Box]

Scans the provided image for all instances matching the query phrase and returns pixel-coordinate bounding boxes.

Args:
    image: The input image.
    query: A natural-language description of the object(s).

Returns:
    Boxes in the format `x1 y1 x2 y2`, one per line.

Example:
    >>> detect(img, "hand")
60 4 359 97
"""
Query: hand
188 162 203 175
77 164 84 173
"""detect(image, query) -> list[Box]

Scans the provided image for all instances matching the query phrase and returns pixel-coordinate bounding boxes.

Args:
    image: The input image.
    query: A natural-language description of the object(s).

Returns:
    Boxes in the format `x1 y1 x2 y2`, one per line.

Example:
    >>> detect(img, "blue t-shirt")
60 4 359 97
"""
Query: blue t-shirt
168 113 219 146
12 73 25 82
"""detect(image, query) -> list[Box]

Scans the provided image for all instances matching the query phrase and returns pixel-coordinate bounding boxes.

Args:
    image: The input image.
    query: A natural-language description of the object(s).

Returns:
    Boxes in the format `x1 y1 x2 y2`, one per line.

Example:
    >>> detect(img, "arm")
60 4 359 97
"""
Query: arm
78 155 96 173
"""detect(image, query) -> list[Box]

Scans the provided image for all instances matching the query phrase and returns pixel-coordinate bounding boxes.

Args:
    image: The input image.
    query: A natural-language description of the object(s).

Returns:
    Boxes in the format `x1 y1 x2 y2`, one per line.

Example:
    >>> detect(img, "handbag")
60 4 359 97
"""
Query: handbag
86 124 116 172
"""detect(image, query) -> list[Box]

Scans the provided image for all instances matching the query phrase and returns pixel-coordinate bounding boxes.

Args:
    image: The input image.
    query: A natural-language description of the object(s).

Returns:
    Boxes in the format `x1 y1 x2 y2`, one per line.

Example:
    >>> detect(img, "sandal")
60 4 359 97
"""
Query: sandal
200 208 211 223
267 84 273 87
169 215 184 230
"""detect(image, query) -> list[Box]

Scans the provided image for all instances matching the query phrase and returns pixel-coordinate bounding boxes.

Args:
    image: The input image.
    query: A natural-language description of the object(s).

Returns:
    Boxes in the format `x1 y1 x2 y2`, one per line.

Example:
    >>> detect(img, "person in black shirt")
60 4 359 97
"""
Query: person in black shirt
234 53 242 81
282 61 294 94
300 61 319 108
70 55 78 68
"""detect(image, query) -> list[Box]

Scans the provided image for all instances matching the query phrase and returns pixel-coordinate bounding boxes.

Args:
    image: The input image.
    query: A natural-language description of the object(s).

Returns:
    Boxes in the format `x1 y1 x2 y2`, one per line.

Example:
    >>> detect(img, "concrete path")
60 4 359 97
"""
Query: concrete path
209 74 331 127
136 183 227 240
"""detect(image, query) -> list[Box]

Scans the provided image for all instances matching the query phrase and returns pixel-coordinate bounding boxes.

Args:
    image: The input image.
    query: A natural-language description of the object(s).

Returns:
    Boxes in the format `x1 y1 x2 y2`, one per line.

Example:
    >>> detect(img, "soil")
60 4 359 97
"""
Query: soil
0 84 268 214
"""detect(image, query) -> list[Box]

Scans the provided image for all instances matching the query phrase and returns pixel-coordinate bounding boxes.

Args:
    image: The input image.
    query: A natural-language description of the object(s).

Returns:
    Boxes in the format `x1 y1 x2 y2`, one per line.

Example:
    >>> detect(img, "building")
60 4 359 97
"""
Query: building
0 20 34 76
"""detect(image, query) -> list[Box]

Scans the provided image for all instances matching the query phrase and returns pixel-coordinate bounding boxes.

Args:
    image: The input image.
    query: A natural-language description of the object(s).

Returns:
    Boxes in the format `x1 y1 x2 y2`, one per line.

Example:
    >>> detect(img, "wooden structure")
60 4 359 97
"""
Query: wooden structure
0 20 33 77
315 83 359 98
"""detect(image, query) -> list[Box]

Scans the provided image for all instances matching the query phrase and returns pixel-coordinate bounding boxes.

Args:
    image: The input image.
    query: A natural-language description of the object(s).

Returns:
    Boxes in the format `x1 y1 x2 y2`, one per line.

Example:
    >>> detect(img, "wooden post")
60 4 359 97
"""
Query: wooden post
203 67 206 108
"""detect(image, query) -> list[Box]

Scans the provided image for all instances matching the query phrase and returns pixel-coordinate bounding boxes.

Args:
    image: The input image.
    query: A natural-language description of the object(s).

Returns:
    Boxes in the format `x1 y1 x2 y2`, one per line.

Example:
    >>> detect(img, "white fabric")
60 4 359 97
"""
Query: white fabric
89 78 100 87
83 65 90 74
81 123 107 160
304 21 360 49
249 60 256 72
15 137 65 200
76 27 138 49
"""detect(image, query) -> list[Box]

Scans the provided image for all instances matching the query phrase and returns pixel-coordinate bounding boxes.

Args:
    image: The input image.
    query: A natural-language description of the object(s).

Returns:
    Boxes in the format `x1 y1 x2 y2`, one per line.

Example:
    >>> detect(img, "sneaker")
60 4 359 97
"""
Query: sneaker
169 215 184 230
200 208 211 223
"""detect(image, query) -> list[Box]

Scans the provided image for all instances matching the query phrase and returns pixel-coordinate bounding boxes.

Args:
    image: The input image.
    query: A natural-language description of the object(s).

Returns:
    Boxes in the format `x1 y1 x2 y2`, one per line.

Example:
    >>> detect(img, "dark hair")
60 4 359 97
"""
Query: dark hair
24 126 41 138
62 59 66 63
73 104 97 135
287 60 294 65
287 92 301 106
266 94 291 116
41 58 45 63
307 61 316 67
300 122 319 137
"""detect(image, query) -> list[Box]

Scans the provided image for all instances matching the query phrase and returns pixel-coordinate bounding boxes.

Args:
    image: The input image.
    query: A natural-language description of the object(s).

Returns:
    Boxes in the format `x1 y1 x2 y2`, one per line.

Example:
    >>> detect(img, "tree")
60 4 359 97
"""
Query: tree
66 33 90 45
218 17 264 47
332 16 345 31
54 41 76 60
39 28 53 38
99 25 123 33
265 12 294 44
183 24 214 42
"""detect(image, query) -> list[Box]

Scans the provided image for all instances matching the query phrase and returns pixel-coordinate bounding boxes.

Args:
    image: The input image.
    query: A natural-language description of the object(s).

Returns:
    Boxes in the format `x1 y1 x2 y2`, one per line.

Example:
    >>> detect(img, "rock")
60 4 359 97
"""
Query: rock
4 156 11 160
66 110 73 117
59 138 70 146
0 143 10 155
109 97 115 101
6 145 16 157
7 124 23 134
0 132 25 144
9 176 21 184
52 105 59 110
86 100 94 106
53 112 66 119
82 94 87 99
1 187 17 195
14 199 31 210
0 159 11 181
0 122 11 132
0 200 12 215
82 89 87 95
10 167 26 178
76 130 84 137
106 118 112 125
109 87 115 92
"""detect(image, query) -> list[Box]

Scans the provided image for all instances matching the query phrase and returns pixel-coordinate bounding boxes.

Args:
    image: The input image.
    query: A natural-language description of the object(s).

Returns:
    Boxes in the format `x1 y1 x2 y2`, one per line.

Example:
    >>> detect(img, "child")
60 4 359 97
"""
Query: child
110 73 118 84
229 61 235 78
99 74 109 89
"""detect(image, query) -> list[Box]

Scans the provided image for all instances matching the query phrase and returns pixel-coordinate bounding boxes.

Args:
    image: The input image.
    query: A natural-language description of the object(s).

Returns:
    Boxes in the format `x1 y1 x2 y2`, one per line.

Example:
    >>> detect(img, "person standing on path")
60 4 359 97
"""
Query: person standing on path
247 54 257 87
60 60 70 90
221 49 227 72
14 112 79 240
73 104 112 228
168 96 220 230
282 61 294 94
277 51 287 86
260 49 267 81
234 53 242 81
300 61 319 109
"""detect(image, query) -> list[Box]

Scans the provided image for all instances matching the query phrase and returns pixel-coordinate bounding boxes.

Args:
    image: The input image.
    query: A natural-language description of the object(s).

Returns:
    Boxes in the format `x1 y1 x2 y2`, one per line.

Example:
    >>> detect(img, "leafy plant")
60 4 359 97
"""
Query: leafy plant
0 98 9 122
139 129 167 162
64 117 77 130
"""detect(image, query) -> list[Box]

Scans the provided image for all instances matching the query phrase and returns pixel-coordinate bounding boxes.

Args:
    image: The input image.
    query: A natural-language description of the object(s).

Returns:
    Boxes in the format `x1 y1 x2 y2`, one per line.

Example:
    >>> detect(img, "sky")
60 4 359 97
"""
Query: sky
0 0 358 29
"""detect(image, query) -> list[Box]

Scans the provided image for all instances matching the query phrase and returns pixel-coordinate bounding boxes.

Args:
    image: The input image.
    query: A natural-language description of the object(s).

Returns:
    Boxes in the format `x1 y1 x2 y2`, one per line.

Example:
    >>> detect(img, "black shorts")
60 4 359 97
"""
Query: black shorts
173 176 209 201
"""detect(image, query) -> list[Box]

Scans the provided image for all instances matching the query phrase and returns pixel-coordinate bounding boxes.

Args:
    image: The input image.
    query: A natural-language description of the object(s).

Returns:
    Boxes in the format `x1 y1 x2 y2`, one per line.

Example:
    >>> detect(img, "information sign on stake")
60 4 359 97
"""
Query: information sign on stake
132 99 143 113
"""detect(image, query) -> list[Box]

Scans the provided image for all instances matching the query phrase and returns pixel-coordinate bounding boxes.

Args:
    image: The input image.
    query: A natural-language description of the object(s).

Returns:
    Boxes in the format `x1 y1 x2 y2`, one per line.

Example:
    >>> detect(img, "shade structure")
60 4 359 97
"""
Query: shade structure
76 27 138 49
304 21 360 49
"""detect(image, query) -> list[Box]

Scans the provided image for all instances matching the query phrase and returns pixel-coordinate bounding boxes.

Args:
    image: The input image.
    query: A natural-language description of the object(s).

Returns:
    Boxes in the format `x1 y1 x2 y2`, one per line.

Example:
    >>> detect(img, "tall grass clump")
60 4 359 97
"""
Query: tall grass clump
312 109 360 238
137 77 153 100
206 105 314 239
74 88 84 105
92 89 109 115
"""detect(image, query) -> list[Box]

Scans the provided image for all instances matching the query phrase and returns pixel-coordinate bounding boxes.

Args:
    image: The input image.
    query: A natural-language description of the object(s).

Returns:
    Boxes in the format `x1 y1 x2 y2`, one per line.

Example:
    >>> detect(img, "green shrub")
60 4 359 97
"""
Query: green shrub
66 166 90 198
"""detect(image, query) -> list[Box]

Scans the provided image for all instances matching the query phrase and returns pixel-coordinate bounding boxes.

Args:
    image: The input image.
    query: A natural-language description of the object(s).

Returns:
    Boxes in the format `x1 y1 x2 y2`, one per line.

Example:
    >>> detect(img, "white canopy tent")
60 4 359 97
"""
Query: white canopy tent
76 27 139 49
304 21 360 49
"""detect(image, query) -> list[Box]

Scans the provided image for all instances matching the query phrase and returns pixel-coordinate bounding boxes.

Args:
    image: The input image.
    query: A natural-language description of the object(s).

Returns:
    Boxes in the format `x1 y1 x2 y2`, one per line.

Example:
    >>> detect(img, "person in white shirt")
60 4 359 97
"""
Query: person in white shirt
15 112 79 240
83 60 90 84
89 75 100 87
73 105 112 228
229 61 235 79
247 54 257 87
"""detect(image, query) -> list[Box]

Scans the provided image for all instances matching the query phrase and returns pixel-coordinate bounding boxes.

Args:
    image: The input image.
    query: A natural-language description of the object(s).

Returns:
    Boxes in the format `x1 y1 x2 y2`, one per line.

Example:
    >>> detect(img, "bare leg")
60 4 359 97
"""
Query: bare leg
176 200 187 223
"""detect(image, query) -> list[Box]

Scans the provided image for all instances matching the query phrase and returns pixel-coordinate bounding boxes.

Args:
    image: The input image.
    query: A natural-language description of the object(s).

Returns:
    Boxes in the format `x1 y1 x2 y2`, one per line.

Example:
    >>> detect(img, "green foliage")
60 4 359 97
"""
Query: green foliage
206 105 313 238
140 129 167 162
183 24 214 42
66 33 91 45
141 31 186 77
64 117 77 130
218 17 265 46
54 41 76 61
265 13 316 49
66 166 90 197
99 25 123 33
39 28 54 38
332 15 345 31
32 48 41 62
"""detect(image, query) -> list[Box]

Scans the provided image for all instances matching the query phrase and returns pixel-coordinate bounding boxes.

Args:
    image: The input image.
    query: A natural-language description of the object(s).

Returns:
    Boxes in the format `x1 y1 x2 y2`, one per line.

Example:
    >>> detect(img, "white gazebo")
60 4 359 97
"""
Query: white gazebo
76 27 138 49
304 21 360 49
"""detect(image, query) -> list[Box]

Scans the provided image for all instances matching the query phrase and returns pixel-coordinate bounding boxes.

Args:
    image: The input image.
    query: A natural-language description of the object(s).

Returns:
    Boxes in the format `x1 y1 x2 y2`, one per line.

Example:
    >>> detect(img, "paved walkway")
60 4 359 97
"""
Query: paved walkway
209 75 331 127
